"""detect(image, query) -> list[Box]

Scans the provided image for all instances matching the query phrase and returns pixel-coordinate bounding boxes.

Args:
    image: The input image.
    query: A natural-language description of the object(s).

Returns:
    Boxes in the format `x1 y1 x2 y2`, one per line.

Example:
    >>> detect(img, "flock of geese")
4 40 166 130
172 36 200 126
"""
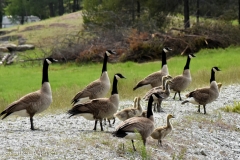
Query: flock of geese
0 48 222 151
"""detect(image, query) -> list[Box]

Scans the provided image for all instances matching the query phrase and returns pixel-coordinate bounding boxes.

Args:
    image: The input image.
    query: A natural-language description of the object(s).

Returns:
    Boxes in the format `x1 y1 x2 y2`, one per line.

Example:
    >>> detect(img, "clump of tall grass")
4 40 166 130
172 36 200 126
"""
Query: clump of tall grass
222 102 240 114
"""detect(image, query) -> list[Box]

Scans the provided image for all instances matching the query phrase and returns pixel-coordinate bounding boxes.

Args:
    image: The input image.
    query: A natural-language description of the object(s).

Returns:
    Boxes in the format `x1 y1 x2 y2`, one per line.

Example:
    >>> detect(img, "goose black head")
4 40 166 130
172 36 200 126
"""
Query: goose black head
189 53 196 58
115 73 126 80
45 58 58 64
212 66 221 72
105 50 116 56
163 47 172 53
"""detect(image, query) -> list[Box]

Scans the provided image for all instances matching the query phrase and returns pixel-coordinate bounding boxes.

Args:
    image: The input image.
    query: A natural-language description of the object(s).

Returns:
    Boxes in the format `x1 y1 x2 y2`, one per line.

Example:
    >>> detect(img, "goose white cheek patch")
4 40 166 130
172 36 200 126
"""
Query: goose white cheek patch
46 59 52 64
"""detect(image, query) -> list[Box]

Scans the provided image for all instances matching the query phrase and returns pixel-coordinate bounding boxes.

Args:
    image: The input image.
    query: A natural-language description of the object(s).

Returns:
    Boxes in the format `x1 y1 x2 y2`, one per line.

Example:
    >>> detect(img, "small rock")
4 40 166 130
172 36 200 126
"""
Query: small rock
232 149 240 153
200 149 207 156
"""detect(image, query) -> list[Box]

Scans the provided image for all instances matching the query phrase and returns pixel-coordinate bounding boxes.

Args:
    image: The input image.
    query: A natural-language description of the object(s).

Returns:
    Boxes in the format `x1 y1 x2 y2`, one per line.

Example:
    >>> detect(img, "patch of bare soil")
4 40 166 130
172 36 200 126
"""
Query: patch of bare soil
20 25 45 32
49 23 70 28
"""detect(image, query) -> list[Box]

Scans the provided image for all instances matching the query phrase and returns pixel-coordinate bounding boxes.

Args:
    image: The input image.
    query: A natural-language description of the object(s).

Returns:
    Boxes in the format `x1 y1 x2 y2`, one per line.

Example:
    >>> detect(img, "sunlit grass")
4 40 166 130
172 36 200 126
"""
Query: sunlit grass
222 102 240 114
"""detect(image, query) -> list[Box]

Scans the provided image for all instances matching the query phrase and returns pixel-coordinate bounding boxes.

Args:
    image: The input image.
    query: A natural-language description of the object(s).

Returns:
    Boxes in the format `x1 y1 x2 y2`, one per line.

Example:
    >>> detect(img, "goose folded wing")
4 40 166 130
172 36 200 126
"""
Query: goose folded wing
143 86 163 101
1 91 41 117
190 88 211 102
70 98 111 114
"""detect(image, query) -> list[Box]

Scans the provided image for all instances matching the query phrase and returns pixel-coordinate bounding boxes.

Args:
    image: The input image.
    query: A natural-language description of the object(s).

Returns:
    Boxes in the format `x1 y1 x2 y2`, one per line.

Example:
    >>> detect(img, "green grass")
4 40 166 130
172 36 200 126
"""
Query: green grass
222 102 240 114
0 46 240 112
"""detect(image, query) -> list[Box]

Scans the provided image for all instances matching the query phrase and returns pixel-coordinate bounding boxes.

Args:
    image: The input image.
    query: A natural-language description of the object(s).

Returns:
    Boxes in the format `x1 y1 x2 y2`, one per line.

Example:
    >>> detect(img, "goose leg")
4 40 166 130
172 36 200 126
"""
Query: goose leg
160 140 163 147
198 105 201 113
100 119 104 131
108 119 111 127
157 100 164 112
203 105 207 114
178 92 182 101
103 118 107 125
143 138 146 146
112 117 115 124
113 117 116 124
132 140 136 151
173 92 177 100
30 116 35 130
153 103 156 112
93 120 98 131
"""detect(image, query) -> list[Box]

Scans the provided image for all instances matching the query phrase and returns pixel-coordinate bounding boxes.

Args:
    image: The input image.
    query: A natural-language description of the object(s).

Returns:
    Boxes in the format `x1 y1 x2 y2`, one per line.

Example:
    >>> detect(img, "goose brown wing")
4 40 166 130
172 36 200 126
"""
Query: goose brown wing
190 88 210 102
72 80 102 100
143 86 163 101
1 91 41 117
69 98 110 115
134 71 163 90
116 117 151 132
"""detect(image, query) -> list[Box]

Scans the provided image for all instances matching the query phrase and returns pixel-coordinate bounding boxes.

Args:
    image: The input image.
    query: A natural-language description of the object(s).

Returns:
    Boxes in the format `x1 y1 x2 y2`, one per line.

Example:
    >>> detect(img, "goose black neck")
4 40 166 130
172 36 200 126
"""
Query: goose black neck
147 96 154 118
111 76 118 95
102 53 108 75
210 69 216 83
184 56 191 70
42 60 49 84
161 50 167 68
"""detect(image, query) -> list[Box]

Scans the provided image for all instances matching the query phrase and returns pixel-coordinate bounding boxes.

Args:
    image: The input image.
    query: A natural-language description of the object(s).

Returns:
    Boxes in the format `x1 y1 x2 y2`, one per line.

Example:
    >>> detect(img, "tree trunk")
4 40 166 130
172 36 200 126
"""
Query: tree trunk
196 0 199 24
132 0 135 22
49 3 55 17
58 0 64 15
184 0 190 29
20 14 24 25
0 0 2 28
239 0 240 25
73 0 77 12
137 1 140 18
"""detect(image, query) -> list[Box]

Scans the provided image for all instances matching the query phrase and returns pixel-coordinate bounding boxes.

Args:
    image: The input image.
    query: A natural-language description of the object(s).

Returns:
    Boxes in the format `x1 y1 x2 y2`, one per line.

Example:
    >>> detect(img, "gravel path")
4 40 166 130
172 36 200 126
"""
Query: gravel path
0 84 240 159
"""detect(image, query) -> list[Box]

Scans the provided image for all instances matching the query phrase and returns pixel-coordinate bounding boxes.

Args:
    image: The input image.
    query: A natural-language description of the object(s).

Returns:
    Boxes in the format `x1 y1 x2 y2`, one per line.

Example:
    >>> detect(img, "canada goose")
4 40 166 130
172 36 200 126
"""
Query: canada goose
181 67 221 114
133 47 172 90
0 58 57 130
71 50 115 105
112 93 160 151
170 53 196 100
114 97 142 121
185 82 222 97
143 75 172 111
68 73 126 131
151 114 175 146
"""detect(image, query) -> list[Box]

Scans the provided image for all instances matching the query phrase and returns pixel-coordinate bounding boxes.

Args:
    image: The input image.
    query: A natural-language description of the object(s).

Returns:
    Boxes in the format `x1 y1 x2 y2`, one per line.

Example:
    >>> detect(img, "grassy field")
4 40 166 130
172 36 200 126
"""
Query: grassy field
0 46 239 112
0 11 83 48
